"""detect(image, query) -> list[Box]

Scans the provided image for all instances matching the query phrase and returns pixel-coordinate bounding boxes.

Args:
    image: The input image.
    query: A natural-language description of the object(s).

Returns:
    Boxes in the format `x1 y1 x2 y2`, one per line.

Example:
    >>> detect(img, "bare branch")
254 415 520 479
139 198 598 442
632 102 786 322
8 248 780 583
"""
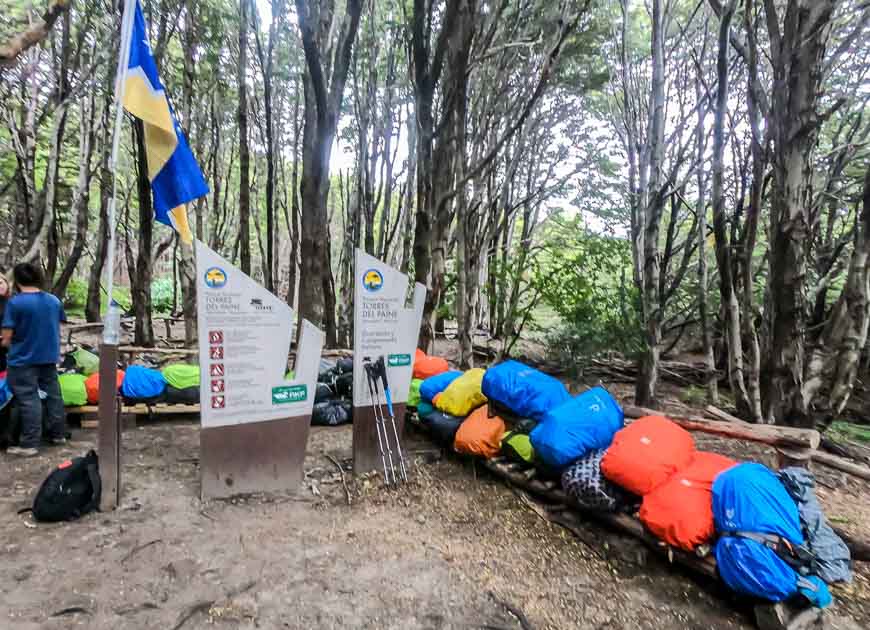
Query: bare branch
0 0 71 69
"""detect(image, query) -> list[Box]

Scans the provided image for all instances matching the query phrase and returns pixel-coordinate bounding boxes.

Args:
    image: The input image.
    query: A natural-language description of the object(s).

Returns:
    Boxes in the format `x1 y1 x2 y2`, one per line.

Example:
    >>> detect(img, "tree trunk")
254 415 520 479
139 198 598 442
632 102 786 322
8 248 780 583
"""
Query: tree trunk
763 0 838 426
287 85 301 308
295 0 362 347
739 0 764 421
635 0 666 408
133 119 154 346
694 74 717 405
86 91 113 323
53 91 97 299
399 106 416 274
237 0 252 275
802 166 870 429
712 1 753 414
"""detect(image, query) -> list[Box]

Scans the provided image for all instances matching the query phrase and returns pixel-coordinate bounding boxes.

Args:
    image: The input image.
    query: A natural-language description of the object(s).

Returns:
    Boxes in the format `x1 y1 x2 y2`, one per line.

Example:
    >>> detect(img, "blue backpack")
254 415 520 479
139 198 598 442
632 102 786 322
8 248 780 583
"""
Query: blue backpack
529 387 623 470
481 360 569 420
121 365 167 402
713 463 831 606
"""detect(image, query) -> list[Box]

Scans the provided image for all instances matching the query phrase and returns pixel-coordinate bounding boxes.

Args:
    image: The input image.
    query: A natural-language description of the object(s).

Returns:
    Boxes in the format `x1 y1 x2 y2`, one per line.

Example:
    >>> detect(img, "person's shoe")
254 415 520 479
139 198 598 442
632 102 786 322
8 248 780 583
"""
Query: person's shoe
7 446 39 457
49 437 67 446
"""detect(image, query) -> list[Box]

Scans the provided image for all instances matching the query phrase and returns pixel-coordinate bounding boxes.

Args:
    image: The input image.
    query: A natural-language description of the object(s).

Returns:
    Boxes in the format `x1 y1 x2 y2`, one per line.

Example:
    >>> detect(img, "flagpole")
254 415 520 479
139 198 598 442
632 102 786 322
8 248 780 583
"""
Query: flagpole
105 0 137 311
98 0 137 513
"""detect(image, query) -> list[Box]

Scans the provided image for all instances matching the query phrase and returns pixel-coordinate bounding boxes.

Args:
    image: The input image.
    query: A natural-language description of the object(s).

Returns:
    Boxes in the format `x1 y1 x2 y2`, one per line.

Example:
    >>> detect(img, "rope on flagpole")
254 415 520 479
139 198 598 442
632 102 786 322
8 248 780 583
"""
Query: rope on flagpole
105 0 137 317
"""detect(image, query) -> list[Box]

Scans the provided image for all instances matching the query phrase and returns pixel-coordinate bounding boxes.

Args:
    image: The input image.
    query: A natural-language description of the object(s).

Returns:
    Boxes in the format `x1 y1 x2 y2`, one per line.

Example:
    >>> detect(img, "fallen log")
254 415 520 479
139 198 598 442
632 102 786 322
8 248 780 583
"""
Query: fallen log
623 405 821 450
820 437 870 467
705 405 751 425
810 450 870 482
483 458 719 579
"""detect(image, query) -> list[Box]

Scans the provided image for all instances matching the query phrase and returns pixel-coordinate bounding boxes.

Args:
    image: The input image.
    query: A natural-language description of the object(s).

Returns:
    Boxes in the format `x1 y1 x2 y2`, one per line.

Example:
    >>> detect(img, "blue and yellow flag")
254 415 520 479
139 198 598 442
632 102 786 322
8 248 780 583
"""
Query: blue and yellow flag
121 0 207 243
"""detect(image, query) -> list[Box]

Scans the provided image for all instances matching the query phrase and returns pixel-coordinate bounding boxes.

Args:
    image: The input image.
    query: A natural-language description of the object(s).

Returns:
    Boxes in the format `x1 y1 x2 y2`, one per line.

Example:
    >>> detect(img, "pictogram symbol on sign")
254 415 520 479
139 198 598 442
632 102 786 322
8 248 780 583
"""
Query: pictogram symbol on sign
211 379 225 393
209 331 223 345
211 395 225 409
210 346 224 360
210 363 225 377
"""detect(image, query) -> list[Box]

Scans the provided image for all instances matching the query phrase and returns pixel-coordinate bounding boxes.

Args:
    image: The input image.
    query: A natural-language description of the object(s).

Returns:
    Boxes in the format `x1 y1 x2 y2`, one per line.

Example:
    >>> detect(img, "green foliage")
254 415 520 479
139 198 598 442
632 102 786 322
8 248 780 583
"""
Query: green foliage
680 386 708 407
533 216 641 365
60 278 132 320
62 278 89 318
150 277 176 314
829 421 870 444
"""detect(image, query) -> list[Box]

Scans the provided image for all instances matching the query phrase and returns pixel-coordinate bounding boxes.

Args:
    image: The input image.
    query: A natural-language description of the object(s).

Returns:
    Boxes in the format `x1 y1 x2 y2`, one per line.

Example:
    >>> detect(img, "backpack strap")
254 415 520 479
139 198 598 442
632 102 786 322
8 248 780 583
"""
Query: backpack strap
83 450 102 513
724 531 816 574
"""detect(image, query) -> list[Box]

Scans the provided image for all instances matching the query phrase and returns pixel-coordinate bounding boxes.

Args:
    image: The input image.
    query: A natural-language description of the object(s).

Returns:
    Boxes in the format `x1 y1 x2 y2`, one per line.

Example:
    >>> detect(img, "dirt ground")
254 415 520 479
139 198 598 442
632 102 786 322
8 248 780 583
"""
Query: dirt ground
4 333 870 629
1 410 868 630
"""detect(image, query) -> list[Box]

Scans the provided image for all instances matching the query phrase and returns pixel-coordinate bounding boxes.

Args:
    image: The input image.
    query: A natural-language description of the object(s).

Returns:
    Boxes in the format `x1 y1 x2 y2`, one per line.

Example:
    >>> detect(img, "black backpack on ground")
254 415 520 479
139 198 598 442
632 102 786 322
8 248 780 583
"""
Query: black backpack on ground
23 450 101 522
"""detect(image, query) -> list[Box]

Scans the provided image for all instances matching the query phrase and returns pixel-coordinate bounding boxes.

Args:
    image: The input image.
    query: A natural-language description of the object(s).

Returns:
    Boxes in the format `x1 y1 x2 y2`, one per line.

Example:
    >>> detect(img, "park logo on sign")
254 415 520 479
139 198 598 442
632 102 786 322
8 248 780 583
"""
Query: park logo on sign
388 353 411 367
362 268 384 292
204 266 227 289
250 298 273 312
272 385 307 405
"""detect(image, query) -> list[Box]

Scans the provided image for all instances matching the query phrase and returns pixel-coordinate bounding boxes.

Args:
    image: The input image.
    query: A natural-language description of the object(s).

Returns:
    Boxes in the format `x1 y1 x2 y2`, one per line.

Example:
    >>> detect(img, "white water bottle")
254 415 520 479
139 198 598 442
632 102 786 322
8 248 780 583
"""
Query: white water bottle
103 301 121 345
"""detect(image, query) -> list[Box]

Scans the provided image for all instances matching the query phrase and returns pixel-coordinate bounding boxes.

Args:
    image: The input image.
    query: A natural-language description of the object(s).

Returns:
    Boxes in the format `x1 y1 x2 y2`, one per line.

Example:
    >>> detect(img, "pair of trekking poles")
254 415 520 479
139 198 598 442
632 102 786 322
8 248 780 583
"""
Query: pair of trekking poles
362 356 408 486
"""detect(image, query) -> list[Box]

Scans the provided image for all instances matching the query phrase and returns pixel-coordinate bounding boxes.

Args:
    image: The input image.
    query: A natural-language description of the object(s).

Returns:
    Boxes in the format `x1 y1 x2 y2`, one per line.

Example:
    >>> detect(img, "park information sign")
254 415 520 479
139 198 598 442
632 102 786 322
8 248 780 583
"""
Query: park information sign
352 249 426 474
195 240 324 498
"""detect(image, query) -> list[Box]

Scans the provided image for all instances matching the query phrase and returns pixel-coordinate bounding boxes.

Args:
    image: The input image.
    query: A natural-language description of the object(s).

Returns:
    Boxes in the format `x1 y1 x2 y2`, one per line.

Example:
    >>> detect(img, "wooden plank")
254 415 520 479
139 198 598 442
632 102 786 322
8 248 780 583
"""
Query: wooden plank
118 346 198 356
623 405 821 450
69 403 200 416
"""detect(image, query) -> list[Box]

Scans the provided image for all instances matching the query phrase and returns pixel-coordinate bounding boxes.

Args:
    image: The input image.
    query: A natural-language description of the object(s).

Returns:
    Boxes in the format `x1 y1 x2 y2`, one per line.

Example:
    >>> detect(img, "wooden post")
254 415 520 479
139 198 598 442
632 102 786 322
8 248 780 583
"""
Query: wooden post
97 343 120 510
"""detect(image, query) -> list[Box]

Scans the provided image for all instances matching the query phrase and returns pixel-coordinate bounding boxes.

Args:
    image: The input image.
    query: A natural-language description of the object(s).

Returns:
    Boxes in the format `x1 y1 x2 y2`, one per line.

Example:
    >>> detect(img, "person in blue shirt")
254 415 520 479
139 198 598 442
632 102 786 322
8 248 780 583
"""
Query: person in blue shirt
1 263 67 457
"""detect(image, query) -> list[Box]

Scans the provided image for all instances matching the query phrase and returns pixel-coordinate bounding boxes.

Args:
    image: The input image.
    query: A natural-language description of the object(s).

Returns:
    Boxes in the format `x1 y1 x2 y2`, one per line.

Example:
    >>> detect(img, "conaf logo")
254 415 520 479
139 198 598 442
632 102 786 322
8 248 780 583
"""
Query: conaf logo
204 267 227 288
362 268 384 292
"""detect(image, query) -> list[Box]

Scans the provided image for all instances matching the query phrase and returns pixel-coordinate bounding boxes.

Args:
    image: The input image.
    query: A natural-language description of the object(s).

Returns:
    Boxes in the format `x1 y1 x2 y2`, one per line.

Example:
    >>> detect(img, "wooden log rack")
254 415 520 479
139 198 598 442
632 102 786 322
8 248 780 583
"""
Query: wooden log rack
67 403 200 428
408 400 870 630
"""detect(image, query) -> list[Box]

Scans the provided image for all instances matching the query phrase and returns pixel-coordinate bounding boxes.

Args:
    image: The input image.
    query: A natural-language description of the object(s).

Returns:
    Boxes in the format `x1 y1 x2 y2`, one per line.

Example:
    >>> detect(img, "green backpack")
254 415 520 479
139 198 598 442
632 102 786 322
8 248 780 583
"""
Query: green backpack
59 373 88 407
501 431 535 465
72 349 100 376
162 363 200 389
408 378 423 408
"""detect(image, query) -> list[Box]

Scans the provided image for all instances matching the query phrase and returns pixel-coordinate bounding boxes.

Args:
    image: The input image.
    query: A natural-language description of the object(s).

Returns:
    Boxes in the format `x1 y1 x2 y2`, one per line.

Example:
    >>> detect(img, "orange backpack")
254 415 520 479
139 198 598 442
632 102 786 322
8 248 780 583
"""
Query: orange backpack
639 451 737 551
601 415 695 496
454 406 506 459
413 348 449 380
85 370 125 404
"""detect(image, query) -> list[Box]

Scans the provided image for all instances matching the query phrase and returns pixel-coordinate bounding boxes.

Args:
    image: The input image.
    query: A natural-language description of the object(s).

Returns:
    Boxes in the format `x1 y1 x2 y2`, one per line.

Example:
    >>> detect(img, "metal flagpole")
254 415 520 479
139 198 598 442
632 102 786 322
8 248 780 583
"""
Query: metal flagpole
98 0 137 511
105 0 137 306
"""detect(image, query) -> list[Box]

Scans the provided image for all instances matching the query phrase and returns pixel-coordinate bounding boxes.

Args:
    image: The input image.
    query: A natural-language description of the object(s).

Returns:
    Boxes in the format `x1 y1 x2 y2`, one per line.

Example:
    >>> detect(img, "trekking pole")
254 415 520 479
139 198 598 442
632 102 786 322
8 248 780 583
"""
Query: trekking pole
375 356 408 483
363 357 396 486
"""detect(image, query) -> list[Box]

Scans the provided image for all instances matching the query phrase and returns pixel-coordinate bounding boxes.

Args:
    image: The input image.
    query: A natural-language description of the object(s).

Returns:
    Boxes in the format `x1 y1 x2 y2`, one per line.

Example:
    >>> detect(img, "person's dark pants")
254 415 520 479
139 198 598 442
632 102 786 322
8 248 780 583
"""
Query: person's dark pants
7 364 66 449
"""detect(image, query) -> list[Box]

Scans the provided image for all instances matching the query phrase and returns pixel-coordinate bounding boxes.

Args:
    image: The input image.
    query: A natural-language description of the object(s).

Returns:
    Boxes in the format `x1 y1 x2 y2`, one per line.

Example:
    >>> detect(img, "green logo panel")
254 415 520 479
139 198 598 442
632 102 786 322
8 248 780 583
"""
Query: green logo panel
272 384 307 404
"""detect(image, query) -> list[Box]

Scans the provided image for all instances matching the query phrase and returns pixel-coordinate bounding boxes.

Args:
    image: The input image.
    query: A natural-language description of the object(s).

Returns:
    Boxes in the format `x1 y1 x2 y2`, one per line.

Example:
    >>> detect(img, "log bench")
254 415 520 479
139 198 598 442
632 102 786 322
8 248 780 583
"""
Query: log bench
406 410 843 630
66 403 200 428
